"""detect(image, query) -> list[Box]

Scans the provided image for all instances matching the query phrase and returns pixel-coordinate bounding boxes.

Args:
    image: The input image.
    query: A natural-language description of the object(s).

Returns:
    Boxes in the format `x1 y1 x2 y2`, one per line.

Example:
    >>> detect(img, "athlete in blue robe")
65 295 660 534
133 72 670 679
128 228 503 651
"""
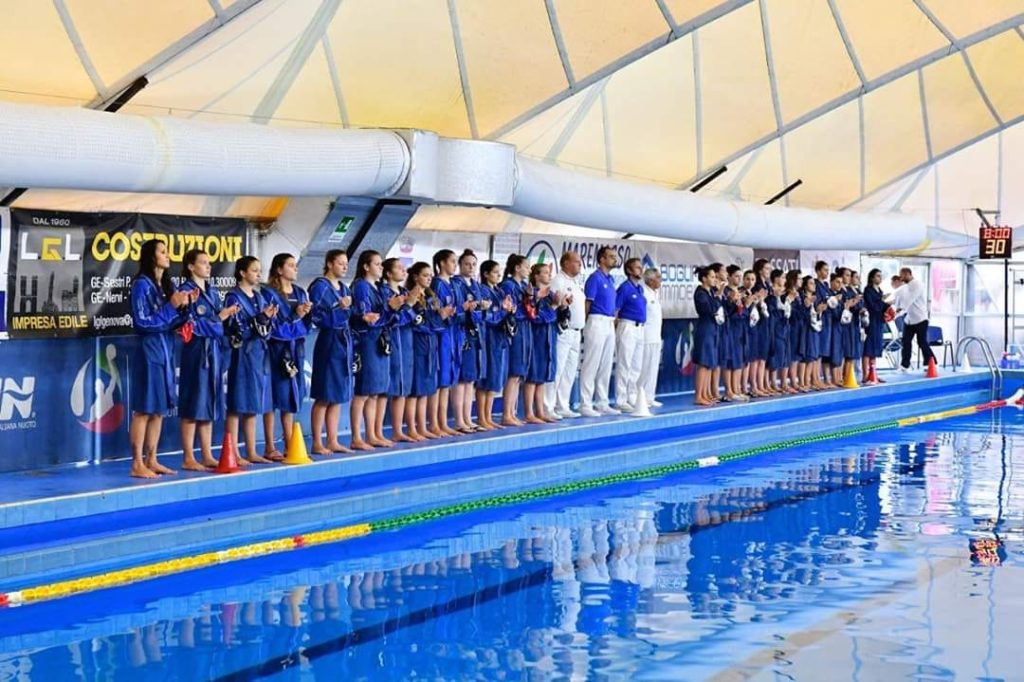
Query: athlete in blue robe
264 285 312 413
844 287 865 361
411 296 441 398
308 277 353 405
862 284 887 359
801 297 821 363
380 282 417 398
815 278 833 363
351 278 392 396
477 284 510 395
722 287 745 371
767 294 790 371
692 286 720 369
527 289 558 384
499 276 533 378
431 276 460 389
131 276 186 415
454 275 485 383
177 279 225 422
224 287 273 416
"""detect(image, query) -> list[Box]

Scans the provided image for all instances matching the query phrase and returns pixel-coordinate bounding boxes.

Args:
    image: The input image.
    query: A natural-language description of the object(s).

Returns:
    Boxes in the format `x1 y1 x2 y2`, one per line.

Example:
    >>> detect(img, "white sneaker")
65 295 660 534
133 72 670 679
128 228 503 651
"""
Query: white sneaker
616 403 635 413
547 412 563 421
598 405 620 415
558 409 582 419
897 366 910 374
650 400 664 407
578 406 600 417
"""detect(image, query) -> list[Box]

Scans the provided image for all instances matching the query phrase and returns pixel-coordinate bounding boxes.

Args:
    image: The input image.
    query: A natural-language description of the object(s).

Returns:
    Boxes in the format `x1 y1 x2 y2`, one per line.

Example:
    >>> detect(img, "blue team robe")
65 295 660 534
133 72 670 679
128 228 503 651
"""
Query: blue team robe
224 287 273 416
264 285 311 412
351 278 392 396
767 294 790 371
722 287 744 370
130 276 186 415
844 286 864 360
477 284 509 394
499 277 533 378
527 291 558 384
826 288 846 367
308 277 353 405
381 282 417 398
815 279 833 362
411 297 441 397
862 285 887 358
431 277 460 389
177 280 225 421
454 275 485 383
692 286 720 369
750 279 771 361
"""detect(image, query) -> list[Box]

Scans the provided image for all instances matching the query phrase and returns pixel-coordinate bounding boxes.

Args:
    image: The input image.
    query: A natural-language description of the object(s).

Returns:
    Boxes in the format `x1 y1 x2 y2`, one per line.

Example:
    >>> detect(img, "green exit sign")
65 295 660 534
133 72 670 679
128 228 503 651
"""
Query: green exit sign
328 216 355 242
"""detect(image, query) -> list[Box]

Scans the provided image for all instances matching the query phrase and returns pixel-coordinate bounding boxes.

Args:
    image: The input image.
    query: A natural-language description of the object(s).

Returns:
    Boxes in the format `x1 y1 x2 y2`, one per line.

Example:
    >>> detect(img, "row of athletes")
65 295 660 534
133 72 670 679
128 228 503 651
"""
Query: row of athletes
690 259 894 406
126 240 619 479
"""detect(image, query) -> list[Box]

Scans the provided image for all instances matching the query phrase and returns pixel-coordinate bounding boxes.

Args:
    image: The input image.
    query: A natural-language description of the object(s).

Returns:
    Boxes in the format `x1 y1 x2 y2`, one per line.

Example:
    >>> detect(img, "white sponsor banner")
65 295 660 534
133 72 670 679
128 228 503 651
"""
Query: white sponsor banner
799 250 860 274
386 229 491 267
519 234 753 319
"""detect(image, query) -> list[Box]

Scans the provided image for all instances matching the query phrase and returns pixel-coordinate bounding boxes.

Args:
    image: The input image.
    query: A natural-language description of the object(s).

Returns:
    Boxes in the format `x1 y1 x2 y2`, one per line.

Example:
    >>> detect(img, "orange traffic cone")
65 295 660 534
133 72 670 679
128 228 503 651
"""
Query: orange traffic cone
283 422 313 465
926 356 939 378
215 431 241 474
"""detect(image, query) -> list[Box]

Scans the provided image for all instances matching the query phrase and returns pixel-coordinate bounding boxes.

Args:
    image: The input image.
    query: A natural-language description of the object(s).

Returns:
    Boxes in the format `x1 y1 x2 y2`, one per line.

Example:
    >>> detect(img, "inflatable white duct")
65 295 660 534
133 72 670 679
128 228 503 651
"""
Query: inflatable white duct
0 102 925 250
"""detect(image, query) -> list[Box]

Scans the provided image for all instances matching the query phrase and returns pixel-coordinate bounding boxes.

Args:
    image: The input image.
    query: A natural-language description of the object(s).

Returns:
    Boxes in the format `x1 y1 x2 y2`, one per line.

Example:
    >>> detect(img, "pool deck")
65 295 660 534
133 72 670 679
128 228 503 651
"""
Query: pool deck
0 369 997 591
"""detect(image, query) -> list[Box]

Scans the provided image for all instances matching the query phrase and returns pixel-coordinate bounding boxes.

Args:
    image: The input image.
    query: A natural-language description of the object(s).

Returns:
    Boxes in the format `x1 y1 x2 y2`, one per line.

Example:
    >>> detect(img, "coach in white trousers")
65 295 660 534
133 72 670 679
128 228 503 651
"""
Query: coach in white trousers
545 251 585 419
614 258 647 412
579 246 620 417
639 268 663 408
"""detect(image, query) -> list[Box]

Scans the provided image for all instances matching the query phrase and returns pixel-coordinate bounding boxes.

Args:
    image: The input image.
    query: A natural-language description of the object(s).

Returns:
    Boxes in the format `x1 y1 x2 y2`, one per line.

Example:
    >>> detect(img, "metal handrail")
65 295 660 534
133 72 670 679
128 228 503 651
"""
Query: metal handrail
954 336 1001 398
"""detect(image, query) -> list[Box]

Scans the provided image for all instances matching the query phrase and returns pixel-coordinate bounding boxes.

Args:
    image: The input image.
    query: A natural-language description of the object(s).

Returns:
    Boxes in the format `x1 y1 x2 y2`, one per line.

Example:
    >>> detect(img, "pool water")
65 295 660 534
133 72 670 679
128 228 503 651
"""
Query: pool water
2 409 1023 681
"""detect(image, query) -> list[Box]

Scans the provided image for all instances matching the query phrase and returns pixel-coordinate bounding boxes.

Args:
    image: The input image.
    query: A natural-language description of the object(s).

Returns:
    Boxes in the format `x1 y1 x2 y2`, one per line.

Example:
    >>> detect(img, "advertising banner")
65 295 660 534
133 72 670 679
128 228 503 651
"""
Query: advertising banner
753 248 800 272
5 209 248 338
518 234 753 319
799 249 860 275
386 229 491 267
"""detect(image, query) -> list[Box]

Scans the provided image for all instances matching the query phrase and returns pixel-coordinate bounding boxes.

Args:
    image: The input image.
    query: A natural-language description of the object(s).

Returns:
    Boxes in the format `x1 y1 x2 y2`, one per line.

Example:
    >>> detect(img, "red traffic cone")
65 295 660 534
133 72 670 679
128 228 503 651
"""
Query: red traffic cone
215 431 241 474
926 357 939 378
866 365 879 384
221 603 238 645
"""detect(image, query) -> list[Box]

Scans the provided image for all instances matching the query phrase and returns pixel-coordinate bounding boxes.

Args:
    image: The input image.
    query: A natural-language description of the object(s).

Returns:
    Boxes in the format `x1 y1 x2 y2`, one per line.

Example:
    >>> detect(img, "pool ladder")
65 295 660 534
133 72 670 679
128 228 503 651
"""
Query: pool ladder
953 336 1002 399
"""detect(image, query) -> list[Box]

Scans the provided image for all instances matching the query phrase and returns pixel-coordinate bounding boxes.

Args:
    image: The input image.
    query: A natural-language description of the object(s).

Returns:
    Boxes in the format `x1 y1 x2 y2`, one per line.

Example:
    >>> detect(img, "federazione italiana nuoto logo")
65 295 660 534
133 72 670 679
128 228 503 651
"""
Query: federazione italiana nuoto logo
70 343 125 433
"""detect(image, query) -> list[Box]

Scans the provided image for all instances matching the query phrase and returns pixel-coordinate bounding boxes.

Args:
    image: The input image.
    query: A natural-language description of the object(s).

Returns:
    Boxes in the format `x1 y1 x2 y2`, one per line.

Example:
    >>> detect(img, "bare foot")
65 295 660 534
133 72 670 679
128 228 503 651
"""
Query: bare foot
393 433 414 443
131 461 158 479
245 454 274 464
182 459 210 473
525 416 545 425
368 438 393 448
312 447 334 456
429 429 445 438
146 459 177 475
264 450 285 462
235 457 251 468
351 439 375 451
441 427 460 437
327 442 352 453
694 399 715 407
200 455 219 467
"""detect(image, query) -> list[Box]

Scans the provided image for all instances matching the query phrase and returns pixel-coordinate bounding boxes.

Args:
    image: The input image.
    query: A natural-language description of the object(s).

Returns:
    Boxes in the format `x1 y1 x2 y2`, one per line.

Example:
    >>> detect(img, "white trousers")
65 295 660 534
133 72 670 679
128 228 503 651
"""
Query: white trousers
579 315 615 409
545 328 581 414
614 321 644 406
639 341 662 403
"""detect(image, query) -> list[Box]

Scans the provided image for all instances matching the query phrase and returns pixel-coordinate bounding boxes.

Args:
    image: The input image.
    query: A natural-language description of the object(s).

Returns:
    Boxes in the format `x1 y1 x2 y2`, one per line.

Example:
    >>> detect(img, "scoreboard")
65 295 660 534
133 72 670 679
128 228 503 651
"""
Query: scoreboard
979 225 1012 259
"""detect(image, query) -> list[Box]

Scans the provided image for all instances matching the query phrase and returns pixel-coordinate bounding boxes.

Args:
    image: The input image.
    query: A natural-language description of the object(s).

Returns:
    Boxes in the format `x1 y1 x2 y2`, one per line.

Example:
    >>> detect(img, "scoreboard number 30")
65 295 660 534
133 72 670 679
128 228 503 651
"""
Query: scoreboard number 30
979 226 1012 259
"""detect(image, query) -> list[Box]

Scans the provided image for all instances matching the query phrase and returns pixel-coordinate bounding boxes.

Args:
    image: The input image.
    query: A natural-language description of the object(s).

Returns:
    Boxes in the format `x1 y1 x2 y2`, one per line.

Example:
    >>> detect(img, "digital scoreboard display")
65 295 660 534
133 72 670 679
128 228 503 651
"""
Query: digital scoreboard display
979 226 1012 259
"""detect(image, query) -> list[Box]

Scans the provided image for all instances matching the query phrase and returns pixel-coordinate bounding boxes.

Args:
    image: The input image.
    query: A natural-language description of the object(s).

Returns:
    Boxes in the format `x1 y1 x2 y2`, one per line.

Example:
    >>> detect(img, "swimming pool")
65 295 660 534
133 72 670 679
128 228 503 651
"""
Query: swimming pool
1 407 1021 680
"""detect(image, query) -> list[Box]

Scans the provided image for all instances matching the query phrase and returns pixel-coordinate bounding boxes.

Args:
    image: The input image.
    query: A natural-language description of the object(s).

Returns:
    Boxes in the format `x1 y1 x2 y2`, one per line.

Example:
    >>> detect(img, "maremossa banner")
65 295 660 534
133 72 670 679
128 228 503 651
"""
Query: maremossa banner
519 234 752 319
6 209 248 338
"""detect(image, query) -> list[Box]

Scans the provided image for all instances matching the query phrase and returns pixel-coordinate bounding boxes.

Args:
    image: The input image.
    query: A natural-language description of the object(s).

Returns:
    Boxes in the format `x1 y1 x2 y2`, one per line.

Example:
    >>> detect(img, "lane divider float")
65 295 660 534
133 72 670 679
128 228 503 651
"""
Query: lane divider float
3 389 1022 608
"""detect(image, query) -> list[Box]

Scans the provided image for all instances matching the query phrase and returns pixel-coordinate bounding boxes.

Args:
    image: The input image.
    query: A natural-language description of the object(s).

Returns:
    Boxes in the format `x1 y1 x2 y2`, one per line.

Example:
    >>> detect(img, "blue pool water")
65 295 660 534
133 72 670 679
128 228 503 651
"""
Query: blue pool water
2 409 1023 680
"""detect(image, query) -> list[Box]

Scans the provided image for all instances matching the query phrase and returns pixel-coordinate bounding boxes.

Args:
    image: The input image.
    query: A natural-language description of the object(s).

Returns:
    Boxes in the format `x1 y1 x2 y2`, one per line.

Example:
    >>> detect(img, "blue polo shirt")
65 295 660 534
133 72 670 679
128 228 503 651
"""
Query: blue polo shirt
585 270 617 316
616 279 647 323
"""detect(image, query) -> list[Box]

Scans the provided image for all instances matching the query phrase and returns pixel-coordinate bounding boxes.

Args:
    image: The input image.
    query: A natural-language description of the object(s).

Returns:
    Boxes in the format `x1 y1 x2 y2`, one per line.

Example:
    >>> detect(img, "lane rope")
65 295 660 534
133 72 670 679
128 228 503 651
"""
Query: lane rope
3 389 1021 607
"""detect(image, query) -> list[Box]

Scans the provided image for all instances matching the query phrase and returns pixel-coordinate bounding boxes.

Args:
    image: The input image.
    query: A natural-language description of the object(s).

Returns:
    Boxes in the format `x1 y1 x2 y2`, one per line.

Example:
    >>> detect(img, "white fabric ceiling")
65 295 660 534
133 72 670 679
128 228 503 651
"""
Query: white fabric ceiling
1 0 1022 254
